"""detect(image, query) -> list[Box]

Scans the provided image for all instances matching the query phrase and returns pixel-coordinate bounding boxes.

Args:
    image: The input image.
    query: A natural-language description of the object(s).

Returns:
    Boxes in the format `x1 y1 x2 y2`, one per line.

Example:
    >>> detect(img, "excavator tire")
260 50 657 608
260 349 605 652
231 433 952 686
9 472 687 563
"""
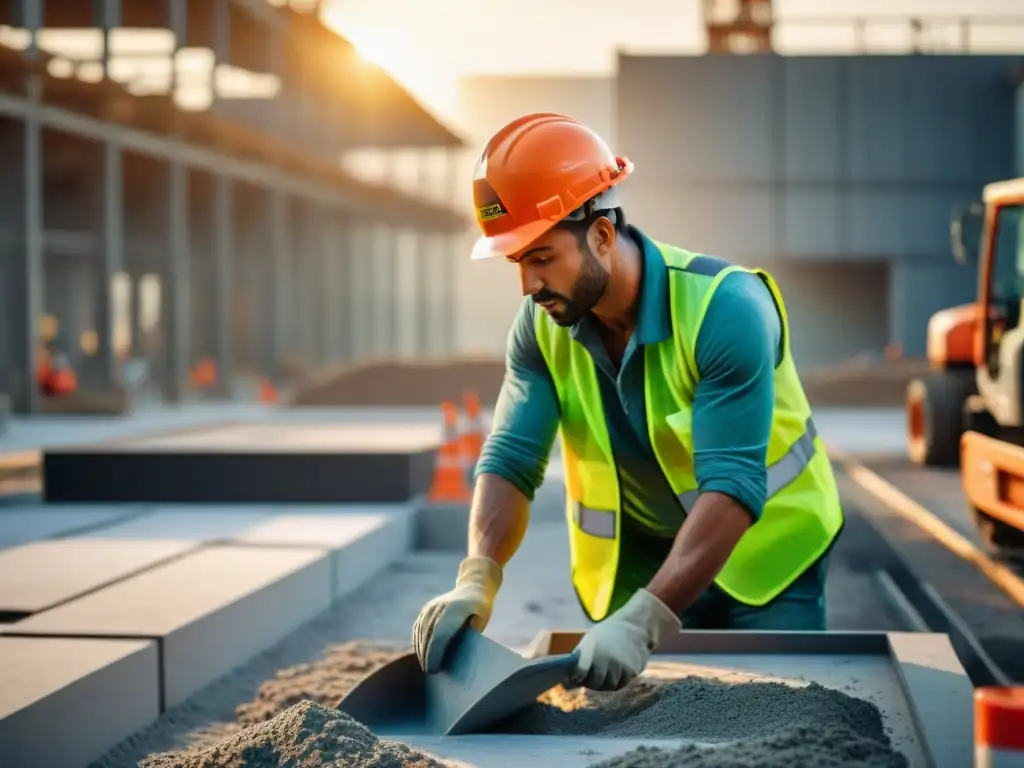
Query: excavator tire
906 372 973 467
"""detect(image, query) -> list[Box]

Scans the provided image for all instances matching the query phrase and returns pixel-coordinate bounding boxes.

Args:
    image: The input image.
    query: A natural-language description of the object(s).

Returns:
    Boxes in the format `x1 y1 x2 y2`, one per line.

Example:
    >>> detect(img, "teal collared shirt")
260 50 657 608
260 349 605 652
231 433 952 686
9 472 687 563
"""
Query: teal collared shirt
476 226 782 536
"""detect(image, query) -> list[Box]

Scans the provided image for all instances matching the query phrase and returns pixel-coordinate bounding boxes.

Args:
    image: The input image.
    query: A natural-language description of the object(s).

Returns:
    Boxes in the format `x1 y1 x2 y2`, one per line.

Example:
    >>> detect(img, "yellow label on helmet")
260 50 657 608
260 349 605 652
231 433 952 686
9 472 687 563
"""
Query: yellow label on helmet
477 202 507 222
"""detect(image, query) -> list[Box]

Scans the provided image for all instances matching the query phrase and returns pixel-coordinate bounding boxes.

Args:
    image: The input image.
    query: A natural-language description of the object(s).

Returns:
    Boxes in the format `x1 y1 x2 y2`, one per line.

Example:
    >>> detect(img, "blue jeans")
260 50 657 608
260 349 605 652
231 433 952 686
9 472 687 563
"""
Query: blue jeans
607 514 828 631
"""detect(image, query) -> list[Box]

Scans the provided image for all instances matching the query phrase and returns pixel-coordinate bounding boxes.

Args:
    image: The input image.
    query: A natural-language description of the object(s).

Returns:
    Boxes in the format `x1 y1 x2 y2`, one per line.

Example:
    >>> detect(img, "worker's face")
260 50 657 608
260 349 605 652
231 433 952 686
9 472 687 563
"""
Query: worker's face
511 220 613 327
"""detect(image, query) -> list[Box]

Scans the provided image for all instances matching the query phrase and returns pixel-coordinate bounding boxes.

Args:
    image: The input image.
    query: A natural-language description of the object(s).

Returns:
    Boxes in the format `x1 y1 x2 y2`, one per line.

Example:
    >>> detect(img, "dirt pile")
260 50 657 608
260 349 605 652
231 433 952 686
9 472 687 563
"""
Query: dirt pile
139 700 444 768
504 676 907 767
801 357 930 408
290 358 505 407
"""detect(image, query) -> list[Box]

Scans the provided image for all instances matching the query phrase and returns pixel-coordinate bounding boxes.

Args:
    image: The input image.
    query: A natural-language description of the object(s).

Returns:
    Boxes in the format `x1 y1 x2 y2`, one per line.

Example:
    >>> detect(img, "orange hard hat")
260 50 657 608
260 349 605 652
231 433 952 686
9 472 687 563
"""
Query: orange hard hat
469 113 633 261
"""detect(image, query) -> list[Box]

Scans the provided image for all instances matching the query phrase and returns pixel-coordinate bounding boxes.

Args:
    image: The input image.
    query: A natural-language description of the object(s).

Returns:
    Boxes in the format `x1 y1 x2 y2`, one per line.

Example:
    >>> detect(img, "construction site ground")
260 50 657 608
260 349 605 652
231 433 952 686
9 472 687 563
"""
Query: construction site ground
1 404 1020 767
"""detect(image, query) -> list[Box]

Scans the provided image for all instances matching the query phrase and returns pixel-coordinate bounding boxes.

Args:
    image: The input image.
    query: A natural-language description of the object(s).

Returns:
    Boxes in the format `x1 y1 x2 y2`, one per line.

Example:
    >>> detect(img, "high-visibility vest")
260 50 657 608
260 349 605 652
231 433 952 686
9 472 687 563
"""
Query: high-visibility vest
533 240 844 622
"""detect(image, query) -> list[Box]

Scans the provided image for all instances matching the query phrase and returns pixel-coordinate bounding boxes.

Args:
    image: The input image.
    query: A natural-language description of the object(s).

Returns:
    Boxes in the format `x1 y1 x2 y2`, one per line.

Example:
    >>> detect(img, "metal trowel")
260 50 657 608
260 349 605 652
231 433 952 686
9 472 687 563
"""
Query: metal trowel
337 628 580 736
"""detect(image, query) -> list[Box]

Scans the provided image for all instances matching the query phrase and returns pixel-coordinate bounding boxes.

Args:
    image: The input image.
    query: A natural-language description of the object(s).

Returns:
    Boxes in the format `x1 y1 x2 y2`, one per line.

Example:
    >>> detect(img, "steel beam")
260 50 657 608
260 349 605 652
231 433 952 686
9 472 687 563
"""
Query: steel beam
161 163 190 404
322 211 345 363
269 192 290 381
213 176 234 396
96 141 124 386
97 0 122 79
0 94 458 231
441 147 459 355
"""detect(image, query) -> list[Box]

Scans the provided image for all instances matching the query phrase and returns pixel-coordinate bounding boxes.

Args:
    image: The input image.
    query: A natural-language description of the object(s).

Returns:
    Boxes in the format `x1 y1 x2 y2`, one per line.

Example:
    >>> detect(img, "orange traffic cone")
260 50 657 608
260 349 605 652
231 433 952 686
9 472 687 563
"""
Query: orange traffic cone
459 390 485 481
428 401 473 503
976 686 1024 767
257 379 279 404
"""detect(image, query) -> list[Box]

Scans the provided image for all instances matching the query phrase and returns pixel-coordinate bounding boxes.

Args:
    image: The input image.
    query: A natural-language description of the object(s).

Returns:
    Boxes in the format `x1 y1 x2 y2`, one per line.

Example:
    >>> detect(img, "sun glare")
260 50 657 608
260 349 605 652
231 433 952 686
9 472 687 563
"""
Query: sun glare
319 7 456 118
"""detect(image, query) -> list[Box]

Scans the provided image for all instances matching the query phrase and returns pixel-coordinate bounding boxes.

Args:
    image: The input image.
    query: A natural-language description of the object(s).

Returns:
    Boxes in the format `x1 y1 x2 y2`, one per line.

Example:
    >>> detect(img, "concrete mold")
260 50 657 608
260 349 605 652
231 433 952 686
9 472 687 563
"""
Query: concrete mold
360 629 972 768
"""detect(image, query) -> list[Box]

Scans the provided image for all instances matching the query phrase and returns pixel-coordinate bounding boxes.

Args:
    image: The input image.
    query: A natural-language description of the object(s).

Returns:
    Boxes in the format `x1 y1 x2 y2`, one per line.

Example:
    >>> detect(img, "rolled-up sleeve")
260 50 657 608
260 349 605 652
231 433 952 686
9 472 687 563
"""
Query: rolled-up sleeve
473 300 561 501
691 271 782 520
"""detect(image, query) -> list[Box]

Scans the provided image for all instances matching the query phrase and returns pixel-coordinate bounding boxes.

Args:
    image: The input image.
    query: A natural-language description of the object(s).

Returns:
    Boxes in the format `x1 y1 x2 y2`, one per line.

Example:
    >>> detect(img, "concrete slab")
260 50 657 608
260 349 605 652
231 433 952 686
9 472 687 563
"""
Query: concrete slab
233 506 414 601
414 502 470 551
0 636 159 768
43 424 439 504
0 538 196 615
5 545 332 709
0 505 142 549
73 507 278 542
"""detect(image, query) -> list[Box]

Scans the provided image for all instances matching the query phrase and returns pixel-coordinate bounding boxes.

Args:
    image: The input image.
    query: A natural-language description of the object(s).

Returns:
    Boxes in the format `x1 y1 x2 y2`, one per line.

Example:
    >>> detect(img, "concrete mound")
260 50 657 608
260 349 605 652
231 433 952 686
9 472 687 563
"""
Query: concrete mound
504 676 908 767
588 725 909 768
139 700 445 768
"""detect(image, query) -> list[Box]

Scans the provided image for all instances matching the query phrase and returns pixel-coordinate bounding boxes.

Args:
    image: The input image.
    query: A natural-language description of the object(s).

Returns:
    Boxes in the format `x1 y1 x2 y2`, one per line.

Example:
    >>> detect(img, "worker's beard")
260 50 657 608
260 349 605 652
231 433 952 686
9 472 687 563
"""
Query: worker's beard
535 245 610 327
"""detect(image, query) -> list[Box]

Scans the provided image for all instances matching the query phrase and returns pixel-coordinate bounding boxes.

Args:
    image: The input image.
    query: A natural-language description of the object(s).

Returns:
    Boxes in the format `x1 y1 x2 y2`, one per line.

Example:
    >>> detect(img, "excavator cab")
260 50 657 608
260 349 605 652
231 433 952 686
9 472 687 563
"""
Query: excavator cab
910 180 1024 555
972 200 1024 430
907 185 1024 467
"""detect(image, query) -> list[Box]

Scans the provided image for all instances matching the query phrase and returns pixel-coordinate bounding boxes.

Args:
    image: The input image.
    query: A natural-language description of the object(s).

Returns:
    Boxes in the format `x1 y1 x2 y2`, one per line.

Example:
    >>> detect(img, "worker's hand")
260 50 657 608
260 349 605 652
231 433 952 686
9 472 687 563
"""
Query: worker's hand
569 588 681 691
412 555 503 674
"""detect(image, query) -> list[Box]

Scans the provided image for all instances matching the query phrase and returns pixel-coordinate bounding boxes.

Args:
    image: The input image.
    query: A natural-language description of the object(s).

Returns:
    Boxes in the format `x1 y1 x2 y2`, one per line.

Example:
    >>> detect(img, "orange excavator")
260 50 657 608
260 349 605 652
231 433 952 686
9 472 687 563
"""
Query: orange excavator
906 177 1024 555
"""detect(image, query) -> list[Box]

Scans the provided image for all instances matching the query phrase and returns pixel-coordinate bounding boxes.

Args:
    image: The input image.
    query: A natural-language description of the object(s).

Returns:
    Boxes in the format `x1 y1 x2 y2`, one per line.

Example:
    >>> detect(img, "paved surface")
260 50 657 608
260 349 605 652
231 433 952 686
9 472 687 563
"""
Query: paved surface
0 403 946 768
78 468 905 768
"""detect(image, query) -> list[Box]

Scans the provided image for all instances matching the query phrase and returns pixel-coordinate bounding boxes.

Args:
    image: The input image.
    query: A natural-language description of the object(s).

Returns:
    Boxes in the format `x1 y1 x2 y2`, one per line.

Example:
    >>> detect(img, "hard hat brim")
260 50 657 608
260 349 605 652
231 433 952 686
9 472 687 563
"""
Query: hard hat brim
469 217 559 261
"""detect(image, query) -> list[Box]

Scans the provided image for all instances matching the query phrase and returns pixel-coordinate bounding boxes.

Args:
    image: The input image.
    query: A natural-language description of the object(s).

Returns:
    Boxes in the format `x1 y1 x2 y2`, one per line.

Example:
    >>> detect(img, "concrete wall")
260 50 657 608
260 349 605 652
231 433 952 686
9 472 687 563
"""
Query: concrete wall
766 260 890 370
453 75 615 355
616 54 1019 363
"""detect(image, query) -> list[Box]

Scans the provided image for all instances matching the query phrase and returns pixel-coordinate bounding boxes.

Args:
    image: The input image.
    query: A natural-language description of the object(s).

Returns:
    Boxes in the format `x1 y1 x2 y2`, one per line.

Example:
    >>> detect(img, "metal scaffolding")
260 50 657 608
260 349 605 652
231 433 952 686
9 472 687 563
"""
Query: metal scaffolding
0 0 467 415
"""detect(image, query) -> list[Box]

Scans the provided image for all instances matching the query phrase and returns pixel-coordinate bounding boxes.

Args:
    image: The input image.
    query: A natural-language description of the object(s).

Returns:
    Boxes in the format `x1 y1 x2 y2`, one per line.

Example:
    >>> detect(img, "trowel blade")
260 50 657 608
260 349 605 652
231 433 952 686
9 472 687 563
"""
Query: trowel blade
337 652 429 732
426 628 580 735
337 630 579 737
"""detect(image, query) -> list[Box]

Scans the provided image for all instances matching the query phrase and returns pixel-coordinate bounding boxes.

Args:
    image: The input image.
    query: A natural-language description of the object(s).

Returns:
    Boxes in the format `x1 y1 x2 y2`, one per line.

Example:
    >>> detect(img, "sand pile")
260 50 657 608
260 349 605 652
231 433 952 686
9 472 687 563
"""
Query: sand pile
235 641 405 726
139 700 444 768
504 676 907 767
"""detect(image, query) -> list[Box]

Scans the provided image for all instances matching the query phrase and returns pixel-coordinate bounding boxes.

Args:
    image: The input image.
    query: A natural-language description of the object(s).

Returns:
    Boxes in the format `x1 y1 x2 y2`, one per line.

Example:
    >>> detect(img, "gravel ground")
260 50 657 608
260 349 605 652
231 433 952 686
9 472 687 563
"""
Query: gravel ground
89 476 904 768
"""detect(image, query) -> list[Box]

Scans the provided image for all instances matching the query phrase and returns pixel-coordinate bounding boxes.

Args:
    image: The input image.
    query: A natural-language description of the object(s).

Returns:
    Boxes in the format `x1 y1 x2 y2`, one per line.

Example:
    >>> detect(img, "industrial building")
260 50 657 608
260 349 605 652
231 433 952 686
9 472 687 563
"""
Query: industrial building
455 9 1024 369
616 52 1021 367
0 0 466 415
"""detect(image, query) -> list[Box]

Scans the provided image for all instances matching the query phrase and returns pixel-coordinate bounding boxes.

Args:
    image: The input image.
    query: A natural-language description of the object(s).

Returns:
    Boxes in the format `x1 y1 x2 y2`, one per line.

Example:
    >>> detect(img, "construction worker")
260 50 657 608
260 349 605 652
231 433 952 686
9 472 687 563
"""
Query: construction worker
412 113 845 692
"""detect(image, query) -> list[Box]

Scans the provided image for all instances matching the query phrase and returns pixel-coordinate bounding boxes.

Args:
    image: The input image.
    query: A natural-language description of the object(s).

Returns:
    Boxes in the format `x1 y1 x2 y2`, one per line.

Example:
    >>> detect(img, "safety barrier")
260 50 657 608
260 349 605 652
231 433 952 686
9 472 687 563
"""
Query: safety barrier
976 687 1024 767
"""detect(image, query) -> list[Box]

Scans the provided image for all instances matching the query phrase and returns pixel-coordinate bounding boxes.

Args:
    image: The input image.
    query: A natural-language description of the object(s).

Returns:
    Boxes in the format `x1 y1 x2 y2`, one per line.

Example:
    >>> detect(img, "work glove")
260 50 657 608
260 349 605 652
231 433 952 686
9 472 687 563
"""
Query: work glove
569 588 681 691
412 555 503 674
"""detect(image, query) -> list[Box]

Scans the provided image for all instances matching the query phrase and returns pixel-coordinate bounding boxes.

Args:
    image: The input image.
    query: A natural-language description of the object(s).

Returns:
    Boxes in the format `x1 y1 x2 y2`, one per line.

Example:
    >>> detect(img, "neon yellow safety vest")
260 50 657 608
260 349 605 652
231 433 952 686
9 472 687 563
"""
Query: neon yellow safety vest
534 240 844 622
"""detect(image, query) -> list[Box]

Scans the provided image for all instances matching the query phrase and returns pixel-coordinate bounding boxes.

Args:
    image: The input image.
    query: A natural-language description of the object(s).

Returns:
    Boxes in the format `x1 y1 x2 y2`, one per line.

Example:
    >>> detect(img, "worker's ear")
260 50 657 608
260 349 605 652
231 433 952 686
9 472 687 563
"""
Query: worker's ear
590 216 616 259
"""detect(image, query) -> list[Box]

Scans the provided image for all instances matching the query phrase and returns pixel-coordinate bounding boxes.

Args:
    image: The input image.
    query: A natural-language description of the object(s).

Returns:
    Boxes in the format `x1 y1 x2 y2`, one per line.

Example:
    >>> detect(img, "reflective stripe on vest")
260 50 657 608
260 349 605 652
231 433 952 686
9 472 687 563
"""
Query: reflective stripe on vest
575 416 818 540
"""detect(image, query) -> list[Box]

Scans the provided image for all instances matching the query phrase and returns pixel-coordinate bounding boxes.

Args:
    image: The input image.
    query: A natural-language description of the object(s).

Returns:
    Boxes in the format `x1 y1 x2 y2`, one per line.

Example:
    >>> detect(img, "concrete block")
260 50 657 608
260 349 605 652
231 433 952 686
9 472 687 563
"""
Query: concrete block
0 506 142 549
5 545 331 709
43 423 438 504
233 505 414 600
0 636 159 768
0 538 196 616
415 502 470 552
74 507 278 542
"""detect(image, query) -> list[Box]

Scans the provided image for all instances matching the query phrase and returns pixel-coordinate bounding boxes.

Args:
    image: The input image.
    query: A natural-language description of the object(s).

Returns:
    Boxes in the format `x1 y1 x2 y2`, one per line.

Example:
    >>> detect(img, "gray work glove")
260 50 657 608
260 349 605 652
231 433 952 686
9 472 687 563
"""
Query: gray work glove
412 555 503 673
569 588 681 691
